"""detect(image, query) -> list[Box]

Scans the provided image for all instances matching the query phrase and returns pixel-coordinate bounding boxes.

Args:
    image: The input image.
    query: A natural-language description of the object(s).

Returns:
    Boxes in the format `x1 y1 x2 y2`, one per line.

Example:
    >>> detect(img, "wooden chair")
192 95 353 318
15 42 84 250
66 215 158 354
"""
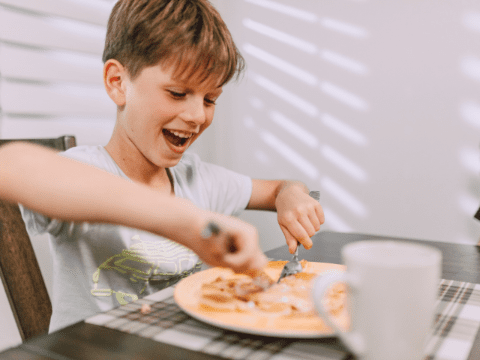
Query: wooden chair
0 135 76 341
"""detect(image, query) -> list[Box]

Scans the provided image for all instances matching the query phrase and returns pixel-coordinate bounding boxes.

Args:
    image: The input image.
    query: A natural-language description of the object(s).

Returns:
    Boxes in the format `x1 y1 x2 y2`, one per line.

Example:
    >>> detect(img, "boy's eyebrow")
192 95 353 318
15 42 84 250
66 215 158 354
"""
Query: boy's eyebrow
165 80 223 94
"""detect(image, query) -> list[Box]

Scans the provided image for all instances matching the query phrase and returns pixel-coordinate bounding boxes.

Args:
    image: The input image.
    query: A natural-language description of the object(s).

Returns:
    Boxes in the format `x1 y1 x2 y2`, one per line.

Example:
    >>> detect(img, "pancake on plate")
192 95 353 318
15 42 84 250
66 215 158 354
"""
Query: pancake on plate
199 260 346 317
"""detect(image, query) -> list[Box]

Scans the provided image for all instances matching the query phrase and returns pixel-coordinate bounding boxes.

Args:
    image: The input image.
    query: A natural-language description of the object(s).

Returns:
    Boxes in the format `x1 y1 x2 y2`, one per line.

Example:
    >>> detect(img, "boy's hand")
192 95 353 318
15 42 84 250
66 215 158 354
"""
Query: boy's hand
275 185 325 254
196 214 268 272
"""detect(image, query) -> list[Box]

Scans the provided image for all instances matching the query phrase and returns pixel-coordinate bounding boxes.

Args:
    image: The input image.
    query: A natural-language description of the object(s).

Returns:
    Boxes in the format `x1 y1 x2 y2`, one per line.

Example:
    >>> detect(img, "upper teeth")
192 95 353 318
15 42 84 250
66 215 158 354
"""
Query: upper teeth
170 130 193 138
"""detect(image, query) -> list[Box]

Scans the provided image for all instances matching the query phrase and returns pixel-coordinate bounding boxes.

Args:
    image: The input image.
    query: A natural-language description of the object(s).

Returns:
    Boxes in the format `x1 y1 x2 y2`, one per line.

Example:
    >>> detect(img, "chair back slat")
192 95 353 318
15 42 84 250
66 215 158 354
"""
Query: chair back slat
0 135 76 340
0 135 77 151
0 200 52 341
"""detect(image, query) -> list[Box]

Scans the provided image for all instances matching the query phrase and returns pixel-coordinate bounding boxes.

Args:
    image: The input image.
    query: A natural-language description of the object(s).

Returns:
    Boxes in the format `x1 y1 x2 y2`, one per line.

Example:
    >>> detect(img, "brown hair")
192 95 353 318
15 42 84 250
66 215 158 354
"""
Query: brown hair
103 0 245 86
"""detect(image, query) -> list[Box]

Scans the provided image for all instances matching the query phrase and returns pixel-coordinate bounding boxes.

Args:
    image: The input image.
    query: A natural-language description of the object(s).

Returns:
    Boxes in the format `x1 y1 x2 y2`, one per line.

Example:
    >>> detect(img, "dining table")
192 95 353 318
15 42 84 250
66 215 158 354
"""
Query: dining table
2 230 480 360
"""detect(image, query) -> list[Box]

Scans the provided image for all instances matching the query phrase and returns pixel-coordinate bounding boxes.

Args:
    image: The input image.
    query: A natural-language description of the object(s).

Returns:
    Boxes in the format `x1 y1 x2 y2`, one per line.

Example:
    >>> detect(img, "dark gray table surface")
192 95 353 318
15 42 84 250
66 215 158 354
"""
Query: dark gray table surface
2 231 480 360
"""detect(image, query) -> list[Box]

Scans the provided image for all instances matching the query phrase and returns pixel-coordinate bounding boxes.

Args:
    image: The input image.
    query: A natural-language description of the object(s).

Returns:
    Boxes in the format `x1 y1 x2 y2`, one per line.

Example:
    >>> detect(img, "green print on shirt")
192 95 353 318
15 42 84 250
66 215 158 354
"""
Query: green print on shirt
91 235 202 305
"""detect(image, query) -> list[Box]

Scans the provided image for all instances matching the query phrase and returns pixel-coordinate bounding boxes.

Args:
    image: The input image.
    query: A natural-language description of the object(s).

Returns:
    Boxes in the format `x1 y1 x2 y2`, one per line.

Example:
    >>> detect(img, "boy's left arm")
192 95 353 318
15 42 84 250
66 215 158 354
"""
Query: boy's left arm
247 179 325 254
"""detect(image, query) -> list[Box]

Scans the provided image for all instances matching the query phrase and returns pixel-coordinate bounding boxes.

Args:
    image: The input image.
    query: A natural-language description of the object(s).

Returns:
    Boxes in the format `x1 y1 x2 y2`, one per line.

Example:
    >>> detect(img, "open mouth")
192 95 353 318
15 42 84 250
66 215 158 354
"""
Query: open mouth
162 129 193 147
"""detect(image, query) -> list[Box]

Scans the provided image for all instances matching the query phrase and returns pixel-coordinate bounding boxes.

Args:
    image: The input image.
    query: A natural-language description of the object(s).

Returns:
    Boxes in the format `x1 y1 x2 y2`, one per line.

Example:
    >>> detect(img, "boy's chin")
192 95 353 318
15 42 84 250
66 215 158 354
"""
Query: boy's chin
160 153 185 168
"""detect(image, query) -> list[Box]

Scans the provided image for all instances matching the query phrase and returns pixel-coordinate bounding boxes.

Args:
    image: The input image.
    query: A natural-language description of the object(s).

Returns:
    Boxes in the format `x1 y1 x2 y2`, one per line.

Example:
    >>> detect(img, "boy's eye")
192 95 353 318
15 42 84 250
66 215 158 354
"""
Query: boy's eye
169 91 186 99
204 97 217 105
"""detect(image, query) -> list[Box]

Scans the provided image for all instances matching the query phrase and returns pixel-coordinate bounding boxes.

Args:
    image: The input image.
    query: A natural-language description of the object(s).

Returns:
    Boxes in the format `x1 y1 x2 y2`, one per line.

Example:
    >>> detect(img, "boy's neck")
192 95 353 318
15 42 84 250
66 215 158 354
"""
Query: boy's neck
104 139 173 195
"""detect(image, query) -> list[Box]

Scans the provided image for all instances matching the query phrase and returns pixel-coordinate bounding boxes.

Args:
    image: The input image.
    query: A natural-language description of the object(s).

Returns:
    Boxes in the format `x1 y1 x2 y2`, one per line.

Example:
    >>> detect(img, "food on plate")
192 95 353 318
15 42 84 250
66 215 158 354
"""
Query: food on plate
198 260 346 317
240 268 275 290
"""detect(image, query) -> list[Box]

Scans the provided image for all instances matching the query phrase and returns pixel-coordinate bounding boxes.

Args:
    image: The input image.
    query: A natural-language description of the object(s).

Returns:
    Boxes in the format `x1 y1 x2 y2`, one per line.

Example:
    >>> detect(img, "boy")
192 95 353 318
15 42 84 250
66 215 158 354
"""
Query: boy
0 0 324 332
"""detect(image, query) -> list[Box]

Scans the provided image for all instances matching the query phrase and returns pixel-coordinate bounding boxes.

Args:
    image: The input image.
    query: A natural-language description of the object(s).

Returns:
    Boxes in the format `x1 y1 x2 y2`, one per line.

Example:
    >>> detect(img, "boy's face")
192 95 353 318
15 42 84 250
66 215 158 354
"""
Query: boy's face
115 63 223 169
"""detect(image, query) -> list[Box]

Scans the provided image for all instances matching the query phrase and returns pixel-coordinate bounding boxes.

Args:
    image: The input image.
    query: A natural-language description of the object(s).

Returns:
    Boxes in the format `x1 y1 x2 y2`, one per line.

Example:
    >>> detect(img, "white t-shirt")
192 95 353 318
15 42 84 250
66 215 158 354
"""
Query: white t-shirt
20 145 252 332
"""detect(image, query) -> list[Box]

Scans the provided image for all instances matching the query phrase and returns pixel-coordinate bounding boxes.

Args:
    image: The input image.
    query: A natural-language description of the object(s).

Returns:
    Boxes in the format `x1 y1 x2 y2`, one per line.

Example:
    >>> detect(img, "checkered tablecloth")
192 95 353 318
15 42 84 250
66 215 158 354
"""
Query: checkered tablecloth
86 279 480 360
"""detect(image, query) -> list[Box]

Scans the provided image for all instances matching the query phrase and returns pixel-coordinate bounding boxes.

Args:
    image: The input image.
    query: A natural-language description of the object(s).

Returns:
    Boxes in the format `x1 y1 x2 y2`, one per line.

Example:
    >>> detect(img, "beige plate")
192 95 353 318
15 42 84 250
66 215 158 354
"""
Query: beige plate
174 261 348 338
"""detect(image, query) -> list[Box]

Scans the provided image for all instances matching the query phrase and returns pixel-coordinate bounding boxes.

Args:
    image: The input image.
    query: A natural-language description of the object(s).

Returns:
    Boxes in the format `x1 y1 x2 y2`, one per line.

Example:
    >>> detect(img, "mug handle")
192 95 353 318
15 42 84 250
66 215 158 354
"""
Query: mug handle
312 272 365 356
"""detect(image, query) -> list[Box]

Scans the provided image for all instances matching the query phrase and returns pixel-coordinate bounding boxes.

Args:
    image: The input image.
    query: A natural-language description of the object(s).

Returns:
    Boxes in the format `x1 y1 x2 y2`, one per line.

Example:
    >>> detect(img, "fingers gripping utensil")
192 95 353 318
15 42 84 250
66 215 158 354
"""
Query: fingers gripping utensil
277 190 321 283
201 221 237 253
201 221 274 291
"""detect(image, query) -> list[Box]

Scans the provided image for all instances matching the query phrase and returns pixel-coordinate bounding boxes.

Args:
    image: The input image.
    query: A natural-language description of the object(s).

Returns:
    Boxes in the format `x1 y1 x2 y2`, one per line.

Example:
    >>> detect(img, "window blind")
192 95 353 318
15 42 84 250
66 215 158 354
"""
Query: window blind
0 0 116 145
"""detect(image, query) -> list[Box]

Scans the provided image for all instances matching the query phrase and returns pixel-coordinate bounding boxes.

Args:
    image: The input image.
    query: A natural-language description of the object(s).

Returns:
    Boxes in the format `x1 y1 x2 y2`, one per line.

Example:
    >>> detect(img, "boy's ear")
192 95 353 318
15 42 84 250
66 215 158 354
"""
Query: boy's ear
104 59 128 107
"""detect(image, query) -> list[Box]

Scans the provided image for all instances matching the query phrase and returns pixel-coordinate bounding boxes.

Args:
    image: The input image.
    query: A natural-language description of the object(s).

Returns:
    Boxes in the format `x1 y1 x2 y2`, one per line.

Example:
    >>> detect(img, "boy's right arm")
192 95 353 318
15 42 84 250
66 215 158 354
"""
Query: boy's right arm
0 142 267 272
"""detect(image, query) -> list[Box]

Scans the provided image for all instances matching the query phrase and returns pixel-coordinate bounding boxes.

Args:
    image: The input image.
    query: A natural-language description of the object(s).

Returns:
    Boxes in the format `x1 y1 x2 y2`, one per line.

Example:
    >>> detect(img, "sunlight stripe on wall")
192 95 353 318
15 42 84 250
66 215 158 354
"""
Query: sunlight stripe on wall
320 17 369 39
269 110 318 148
261 131 319 179
320 49 369 76
253 74 319 117
242 19 317 54
460 101 480 128
322 207 353 232
462 12 480 33
322 145 367 182
321 176 368 217
47 17 105 39
321 113 367 146
244 0 317 22
320 82 369 111
460 55 480 81
243 43 318 85
458 147 480 174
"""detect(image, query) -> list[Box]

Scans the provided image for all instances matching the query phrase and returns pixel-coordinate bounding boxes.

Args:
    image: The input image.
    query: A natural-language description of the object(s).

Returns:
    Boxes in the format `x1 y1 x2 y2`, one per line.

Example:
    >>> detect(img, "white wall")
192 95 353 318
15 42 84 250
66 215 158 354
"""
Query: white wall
210 0 480 252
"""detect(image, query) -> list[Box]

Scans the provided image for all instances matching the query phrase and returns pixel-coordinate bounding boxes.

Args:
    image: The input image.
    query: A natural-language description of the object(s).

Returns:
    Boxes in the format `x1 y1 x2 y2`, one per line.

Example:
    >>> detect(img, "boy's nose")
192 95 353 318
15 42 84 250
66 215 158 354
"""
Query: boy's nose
182 97 206 125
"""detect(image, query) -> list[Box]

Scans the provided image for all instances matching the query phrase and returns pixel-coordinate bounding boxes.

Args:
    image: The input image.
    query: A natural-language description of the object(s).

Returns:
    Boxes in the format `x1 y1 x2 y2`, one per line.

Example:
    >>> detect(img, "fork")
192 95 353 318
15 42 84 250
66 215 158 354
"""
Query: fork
277 190 321 283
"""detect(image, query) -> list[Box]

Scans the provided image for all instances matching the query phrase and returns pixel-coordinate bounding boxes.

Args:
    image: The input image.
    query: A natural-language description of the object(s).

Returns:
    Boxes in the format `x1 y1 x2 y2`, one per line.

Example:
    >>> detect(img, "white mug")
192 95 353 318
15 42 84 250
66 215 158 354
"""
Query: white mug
312 240 442 360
